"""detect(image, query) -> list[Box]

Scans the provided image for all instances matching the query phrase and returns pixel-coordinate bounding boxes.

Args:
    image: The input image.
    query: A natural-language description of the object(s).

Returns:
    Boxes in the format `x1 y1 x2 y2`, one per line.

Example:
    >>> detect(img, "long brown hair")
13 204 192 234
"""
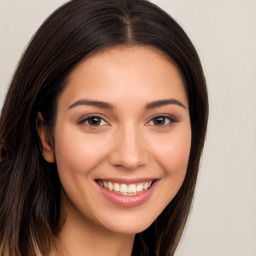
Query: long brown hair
0 0 208 255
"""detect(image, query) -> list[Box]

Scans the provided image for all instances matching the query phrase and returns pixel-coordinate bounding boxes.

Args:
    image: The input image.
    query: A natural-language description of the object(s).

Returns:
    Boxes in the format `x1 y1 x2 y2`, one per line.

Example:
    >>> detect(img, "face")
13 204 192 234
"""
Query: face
39 46 191 234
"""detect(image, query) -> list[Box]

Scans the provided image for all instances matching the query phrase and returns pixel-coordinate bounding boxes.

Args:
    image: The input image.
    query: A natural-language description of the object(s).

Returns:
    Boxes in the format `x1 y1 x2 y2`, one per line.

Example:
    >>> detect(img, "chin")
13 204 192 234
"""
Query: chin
99 212 156 235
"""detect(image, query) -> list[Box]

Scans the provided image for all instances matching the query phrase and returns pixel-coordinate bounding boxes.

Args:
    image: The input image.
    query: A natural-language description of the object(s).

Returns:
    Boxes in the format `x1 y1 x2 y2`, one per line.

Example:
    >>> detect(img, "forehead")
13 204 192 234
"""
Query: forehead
58 45 188 109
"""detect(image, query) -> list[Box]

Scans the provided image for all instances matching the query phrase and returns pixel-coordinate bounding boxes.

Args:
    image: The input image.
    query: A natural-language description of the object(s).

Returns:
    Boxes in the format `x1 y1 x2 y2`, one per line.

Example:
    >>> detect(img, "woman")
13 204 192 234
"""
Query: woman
0 0 208 255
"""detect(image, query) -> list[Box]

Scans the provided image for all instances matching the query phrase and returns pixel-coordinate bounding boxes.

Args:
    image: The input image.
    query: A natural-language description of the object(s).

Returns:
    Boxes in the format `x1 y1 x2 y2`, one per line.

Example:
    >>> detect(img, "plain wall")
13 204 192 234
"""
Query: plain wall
0 1 256 255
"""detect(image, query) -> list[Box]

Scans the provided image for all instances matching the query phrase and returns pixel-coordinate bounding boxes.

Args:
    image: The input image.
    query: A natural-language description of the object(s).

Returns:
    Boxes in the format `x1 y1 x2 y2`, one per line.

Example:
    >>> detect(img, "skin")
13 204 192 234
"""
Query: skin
38 46 191 256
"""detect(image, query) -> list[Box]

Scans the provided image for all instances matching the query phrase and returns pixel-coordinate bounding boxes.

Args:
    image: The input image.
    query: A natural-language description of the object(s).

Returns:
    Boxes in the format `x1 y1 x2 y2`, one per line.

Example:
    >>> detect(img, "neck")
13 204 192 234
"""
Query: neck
51 191 135 256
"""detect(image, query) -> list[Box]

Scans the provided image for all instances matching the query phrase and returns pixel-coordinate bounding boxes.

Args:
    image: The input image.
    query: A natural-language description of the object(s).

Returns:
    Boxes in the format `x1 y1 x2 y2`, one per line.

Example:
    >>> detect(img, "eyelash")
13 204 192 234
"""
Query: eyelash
78 114 177 129
147 115 177 127
78 115 109 127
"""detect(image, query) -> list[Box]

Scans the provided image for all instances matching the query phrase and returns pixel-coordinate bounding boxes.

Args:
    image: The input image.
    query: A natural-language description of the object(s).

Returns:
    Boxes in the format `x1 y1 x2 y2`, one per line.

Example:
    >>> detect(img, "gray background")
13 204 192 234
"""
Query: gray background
0 0 256 255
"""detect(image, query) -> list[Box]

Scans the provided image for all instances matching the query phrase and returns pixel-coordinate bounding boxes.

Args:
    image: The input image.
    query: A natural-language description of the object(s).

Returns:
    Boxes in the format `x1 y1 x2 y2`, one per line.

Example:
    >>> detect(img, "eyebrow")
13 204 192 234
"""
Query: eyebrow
145 99 186 109
68 98 186 110
68 99 114 110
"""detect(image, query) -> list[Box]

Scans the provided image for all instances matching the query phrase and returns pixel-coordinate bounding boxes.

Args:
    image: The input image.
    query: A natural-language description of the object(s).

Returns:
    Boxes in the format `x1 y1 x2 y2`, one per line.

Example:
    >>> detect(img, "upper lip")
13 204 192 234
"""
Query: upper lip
95 177 159 184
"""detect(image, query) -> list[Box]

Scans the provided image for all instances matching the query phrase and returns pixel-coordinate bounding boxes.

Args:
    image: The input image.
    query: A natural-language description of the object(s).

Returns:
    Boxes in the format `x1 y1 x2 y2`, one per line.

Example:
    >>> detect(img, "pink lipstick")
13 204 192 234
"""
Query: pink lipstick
96 179 157 208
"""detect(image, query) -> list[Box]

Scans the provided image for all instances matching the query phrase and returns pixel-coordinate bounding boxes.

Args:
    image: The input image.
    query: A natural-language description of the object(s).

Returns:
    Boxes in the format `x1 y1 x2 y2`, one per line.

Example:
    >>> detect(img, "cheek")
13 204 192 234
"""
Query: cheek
152 128 191 208
53 126 111 178
154 128 191 179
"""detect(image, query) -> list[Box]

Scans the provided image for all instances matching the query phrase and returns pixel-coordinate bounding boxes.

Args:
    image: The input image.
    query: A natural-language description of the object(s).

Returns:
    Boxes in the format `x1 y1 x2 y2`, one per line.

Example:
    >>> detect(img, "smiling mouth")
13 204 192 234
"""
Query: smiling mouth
97 180 154 196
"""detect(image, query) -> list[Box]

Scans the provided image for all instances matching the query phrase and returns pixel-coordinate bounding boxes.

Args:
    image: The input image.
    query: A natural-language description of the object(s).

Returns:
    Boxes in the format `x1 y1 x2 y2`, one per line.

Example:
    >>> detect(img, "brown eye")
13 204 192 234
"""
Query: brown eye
86 116 104 126
152 116 167 126
147 115 176 127
78 115 109 128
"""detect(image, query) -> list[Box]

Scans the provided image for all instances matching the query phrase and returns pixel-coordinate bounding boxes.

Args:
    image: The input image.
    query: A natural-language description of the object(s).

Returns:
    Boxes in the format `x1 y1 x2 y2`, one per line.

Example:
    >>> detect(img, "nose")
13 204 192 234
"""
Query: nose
109 125 148 170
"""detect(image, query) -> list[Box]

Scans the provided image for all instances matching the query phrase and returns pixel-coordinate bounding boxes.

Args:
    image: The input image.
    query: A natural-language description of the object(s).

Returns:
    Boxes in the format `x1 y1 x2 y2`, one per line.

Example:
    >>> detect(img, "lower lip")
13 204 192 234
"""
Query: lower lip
96 181 157 208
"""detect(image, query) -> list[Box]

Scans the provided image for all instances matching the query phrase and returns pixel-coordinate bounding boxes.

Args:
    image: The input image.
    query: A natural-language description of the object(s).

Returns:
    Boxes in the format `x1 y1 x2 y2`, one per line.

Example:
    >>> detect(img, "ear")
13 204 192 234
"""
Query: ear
37 112 55 163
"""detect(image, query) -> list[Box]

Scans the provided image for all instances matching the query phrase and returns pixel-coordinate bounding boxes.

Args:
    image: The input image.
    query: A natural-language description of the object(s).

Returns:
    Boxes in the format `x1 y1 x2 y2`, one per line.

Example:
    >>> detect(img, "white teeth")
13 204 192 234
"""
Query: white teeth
98 180 154 196
128 184 136 193
120 184 128 193
108 181 113 191
136 184 143 192
114 183 120 192
144 183 149 190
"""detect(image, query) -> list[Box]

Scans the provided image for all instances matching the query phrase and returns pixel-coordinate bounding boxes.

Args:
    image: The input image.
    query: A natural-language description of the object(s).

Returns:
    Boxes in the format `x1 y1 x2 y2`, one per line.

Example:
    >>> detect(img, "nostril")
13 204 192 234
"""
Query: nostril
108 132 148 169
109 152 147 170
